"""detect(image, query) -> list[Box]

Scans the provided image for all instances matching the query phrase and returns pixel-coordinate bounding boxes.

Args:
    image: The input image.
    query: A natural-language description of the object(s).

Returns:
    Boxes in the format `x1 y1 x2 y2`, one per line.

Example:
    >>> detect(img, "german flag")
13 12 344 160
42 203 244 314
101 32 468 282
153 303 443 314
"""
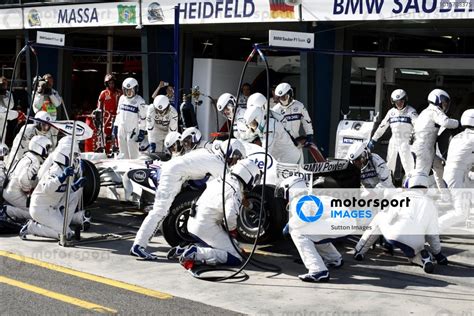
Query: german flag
269 0 295 19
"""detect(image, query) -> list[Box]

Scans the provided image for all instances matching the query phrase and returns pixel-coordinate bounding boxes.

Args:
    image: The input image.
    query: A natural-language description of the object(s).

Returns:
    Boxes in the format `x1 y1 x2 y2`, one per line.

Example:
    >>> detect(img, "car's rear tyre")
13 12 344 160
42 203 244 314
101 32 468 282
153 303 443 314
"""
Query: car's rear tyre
161 190 203 247
237 186 287 244
81 159 101 206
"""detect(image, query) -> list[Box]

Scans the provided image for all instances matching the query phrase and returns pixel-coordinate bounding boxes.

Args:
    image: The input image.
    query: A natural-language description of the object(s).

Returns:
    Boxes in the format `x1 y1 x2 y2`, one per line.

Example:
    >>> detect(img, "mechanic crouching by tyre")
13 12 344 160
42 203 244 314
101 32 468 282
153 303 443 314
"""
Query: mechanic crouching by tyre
19 140 89 240
346 142 394 189
130 139 246 260
113 77 147 159
354 172 448 273
2 136 51 223
170 158 261 269
146 95 178 154
276 176 344 283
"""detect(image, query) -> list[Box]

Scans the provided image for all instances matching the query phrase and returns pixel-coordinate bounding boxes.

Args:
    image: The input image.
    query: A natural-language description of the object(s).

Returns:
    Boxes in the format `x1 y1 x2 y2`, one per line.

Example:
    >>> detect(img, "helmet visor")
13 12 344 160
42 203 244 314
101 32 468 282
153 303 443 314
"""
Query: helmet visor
394 99 405 110
440 95 451 113
247 120 258 132
124 88 135 98
225 148 244 166
39 122 51 132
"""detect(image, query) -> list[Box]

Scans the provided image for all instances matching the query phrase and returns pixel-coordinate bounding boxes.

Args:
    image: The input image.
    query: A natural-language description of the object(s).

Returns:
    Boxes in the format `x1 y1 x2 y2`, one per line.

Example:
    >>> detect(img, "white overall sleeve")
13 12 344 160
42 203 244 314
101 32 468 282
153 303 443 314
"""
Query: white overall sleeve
433 109 459 129
169 107 179 132
301 106 314 135
372 111 391 141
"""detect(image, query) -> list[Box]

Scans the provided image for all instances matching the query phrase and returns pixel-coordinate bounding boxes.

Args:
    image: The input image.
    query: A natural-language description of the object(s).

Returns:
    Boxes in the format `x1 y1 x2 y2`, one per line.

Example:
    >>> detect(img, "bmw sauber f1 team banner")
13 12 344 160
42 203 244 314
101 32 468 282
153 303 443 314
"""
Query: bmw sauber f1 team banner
301 0 474 21
1 0 473 30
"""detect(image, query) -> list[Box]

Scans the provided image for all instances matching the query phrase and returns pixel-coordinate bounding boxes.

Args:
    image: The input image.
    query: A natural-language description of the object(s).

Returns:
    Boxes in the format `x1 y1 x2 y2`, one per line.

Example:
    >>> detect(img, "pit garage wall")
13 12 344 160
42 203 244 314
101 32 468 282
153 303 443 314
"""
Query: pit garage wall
301 24 337 159
192 58 265 140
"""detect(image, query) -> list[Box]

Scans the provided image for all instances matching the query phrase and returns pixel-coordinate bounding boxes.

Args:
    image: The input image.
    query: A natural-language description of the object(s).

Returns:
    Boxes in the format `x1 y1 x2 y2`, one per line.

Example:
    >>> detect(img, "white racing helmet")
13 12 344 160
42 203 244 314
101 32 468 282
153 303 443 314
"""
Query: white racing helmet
34 110 52 123
0 143 9 157
218 138 246 166
244 93 267 131
231 158 262 190
164 131 183 155
428 89 451 113
275 176 307 201
29 135 52 159
461 109 474 128
246 92 267 109
404 171 430 188
217 93 237 120
391 89 407 110
181 127 202 151
216 93 237 112
153 95 170 112
52 136 80 167
122 77 139 98
275 82 293 106
346 142 370 169
34 111 52 132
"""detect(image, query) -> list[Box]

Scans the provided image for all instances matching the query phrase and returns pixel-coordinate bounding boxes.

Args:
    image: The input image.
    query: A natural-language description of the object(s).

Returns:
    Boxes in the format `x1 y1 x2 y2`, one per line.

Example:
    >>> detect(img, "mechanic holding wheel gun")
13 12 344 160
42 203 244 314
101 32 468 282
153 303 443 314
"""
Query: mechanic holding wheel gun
130 139 246 260
169 159 261 269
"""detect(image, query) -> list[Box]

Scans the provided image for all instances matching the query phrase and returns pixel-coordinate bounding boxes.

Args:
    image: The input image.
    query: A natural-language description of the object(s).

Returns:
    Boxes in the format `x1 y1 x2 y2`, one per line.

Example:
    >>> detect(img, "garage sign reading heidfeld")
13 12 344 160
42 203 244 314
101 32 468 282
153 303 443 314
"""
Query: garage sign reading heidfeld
269 30 314 49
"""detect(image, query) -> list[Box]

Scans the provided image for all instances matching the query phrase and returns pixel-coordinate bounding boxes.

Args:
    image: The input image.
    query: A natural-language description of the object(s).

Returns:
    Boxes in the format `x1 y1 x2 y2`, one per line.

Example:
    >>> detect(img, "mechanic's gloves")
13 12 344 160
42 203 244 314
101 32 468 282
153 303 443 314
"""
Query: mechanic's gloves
304 134 314 147
150 142 157 153
112 126 118 139
367 139 376 151
72 177 87 192
58 166 74 183
136 130 145 143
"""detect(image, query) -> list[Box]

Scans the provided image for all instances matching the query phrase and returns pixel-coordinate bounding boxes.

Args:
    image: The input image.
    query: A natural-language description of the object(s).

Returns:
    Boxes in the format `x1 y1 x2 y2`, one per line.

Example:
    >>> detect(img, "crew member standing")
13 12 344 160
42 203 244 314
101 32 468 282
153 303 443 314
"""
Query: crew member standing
97 74 122 153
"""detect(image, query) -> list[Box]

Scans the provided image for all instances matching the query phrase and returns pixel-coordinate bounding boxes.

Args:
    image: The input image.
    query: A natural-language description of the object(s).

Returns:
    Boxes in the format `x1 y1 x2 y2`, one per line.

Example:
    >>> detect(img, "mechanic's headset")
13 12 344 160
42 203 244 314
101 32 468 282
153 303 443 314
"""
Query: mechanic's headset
191 47 280 282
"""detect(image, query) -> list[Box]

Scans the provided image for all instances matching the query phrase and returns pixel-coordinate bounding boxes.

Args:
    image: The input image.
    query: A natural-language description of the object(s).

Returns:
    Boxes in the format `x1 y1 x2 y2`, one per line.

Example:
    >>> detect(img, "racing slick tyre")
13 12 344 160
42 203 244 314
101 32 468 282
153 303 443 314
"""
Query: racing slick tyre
237 185 287 244
161 190 203 247
81 159 101 206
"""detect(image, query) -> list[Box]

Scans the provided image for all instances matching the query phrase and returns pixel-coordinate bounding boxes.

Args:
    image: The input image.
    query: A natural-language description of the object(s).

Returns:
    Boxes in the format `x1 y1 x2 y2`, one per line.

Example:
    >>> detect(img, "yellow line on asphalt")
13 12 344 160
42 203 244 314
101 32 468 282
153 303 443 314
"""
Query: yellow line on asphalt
0 250 172 299
0 276 117 314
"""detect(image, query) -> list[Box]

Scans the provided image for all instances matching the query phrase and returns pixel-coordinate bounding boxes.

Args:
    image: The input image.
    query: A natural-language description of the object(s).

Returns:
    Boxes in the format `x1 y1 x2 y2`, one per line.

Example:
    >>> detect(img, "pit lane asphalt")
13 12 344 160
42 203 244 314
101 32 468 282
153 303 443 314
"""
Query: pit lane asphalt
0 252 240 315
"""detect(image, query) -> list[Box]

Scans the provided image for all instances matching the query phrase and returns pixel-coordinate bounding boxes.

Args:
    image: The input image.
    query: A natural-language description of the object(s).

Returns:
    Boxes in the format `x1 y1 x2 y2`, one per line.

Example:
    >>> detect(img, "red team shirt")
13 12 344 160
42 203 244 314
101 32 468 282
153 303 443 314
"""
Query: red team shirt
98 88 121 115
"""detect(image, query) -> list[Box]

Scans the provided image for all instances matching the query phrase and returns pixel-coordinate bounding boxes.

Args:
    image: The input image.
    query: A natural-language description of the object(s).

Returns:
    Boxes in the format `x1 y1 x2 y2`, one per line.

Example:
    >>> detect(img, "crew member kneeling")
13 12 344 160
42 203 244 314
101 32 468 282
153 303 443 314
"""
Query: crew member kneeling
20 140 87 240
175 158 261 269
